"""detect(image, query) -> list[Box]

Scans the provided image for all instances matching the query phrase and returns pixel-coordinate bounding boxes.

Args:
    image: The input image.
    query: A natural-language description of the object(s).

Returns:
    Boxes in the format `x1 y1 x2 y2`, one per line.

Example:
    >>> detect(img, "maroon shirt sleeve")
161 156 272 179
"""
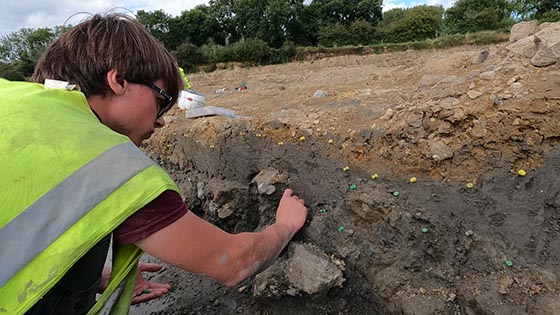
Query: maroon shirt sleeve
114 190 188 244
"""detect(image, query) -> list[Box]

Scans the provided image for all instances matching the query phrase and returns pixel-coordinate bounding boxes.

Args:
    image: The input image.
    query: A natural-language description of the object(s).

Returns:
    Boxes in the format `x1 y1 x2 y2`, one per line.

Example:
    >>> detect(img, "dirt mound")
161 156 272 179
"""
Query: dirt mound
133 27 560 315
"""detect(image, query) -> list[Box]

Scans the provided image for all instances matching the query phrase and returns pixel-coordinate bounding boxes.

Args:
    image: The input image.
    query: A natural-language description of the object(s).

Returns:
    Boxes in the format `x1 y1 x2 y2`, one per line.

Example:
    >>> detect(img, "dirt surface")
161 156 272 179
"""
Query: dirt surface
132 40 560 315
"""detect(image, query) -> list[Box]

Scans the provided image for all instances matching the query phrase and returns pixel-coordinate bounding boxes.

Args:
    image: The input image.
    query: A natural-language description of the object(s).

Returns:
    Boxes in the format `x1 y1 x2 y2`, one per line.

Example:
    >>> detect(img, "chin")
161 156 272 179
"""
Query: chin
132 139 143 147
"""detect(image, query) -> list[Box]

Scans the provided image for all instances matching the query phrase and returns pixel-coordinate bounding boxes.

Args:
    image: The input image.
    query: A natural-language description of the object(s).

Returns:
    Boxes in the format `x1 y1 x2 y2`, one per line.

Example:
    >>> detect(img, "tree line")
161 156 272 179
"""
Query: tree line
1 0 559 80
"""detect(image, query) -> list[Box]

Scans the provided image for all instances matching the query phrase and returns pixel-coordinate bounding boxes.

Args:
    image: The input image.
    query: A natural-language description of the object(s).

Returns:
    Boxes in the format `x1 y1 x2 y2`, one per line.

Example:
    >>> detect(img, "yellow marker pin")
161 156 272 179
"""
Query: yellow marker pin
343 166 350 172
409 177 417 183
466 182 474 189
328 139 334 144
517 169 527 176
256 133 262 138
209 145 215 149
278 141 284 146
299 136 306 141
371 173 379 179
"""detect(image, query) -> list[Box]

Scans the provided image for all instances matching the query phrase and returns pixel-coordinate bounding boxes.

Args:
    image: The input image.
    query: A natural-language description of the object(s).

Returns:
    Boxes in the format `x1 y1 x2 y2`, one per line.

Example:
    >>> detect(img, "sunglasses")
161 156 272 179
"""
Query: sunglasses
148 82 174 118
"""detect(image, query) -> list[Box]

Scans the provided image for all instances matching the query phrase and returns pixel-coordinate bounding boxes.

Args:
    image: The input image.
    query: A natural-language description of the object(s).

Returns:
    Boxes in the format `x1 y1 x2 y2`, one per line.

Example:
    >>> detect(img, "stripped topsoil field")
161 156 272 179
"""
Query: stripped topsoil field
132 26 560 315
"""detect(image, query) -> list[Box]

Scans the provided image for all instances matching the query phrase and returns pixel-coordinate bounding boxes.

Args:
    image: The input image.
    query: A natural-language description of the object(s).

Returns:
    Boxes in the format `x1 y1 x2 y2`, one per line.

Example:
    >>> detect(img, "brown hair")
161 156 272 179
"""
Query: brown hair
32 13 181 101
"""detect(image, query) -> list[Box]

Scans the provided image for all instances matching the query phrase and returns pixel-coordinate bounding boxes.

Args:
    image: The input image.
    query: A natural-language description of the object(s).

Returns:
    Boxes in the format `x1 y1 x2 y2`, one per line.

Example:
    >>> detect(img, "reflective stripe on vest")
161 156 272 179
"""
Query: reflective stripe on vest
0 142 155 287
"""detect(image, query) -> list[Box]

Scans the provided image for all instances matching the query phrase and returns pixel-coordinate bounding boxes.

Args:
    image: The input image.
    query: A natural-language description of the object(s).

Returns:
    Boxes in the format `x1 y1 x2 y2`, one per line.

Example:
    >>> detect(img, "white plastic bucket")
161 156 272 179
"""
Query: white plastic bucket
178 89 205 110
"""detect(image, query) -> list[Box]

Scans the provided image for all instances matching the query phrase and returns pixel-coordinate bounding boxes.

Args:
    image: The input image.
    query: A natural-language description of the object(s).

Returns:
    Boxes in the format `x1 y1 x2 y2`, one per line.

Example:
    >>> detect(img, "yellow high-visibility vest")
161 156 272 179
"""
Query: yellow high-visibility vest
0 79 179 314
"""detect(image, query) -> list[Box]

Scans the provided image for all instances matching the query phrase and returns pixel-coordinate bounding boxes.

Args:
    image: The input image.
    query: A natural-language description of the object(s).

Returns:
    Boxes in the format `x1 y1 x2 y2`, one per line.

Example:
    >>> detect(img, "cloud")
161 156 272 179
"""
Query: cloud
0 0 208 37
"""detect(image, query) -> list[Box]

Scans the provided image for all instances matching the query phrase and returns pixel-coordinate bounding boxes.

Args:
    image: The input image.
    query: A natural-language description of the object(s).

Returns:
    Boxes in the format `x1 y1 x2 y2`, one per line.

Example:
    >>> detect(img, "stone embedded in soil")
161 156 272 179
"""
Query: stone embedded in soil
479 71 497 80
428 139 454 161
253 243 345 298
467 90 483 99
251 168 286 195
345 185 394 222
286 243 345 294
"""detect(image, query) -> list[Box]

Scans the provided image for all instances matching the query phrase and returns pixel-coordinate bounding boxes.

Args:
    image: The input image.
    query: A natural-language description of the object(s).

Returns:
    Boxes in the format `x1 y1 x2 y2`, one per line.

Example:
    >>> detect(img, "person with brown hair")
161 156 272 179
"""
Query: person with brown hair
0 13 307 314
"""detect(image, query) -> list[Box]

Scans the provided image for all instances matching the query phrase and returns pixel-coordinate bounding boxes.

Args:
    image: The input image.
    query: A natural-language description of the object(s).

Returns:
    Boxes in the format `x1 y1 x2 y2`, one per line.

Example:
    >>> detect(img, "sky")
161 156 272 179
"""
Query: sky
0 0 456 38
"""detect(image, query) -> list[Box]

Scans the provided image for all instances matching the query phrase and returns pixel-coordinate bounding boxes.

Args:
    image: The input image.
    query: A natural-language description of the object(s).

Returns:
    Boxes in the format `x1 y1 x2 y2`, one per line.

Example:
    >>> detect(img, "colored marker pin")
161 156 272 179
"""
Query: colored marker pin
299 136 306 141
338 226 345 232
393 191 401 197
466 182 474 189
371 173 379 180
422 227 430 233
328 139 334 144
349 184 357 190
277 141 284 146
409 177 417 183
517 169 527 176
465 229 474 236
505 260 513 267
343 166 350 172
319 208 326 214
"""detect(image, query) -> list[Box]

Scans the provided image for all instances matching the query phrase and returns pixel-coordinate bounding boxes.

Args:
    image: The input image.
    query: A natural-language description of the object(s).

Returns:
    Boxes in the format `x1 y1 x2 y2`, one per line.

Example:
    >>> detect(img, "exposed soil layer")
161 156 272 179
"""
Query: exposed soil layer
132 42 560 315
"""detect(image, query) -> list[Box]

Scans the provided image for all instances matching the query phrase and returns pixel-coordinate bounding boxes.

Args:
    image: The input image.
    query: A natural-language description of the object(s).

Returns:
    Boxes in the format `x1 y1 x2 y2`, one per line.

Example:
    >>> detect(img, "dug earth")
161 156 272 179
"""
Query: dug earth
133 21 560 315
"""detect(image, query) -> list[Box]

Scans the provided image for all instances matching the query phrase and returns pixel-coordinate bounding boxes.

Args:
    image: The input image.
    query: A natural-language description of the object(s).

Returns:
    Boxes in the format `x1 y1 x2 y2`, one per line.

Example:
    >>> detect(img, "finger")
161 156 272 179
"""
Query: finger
133 282 171 294
283 188 294 197
138 263 164 272
297 199 306 205
146 281 171 290
131 287 169 305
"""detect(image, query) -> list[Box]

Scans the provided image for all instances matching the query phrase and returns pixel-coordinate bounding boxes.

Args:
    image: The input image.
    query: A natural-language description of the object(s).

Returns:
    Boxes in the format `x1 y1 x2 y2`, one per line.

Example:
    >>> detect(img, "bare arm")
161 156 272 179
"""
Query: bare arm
135 189 308 286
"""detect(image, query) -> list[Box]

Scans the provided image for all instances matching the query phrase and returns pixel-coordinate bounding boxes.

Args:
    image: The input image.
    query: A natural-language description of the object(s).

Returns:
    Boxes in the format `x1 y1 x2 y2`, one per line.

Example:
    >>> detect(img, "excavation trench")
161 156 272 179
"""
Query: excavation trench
134 116 560 315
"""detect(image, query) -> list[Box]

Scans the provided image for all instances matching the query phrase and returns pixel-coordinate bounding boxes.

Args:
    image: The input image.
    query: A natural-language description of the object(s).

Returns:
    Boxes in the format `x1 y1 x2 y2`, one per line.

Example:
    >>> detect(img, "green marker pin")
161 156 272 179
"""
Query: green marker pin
349 184 357 190
422 227 430 233
505 260 513 267
338 226 345 232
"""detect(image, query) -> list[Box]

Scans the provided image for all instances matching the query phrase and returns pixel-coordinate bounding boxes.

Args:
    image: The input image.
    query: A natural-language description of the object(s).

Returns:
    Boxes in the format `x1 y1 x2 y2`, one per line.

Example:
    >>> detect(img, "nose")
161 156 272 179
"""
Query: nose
155 116 166 128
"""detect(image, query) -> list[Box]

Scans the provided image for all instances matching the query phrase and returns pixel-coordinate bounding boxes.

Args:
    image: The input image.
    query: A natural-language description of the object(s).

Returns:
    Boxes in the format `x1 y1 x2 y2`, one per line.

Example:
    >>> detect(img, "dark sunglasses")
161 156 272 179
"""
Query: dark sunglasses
148 82 174 118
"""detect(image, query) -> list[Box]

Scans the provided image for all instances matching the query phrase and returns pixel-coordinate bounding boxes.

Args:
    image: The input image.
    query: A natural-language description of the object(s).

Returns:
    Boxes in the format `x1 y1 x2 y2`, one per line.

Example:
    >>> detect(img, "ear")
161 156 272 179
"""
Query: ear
106 69 128 96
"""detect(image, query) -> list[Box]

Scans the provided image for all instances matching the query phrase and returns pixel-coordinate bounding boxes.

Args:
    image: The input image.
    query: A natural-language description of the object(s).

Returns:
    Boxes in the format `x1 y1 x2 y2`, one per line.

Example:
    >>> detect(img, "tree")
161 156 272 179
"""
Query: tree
176 5 219 47
217 0 305 48
402 5 444 40
349 19 375 45
310 0 382 26
137 10 182 50
173 40 206 72
0 26 63 79
0 27 61 63
318 23 351 47
0 61 25 80
376 6 444 43
378 8 406 28
207 0 238 45
444 0 512 33
511 0 560 20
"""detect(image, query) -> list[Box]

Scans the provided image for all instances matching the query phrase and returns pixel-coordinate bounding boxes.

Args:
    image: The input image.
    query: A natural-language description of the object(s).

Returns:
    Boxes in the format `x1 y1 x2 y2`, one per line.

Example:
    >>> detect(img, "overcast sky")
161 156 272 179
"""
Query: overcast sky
0 0 456 37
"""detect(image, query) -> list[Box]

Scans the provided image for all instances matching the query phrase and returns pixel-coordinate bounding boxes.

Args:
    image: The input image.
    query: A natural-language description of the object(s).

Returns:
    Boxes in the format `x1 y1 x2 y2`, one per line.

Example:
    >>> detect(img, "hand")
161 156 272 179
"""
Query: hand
131 263 171 305
99 263 171 305
275 189 308 235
